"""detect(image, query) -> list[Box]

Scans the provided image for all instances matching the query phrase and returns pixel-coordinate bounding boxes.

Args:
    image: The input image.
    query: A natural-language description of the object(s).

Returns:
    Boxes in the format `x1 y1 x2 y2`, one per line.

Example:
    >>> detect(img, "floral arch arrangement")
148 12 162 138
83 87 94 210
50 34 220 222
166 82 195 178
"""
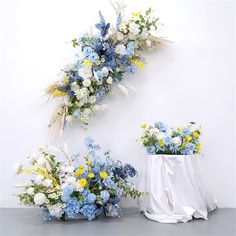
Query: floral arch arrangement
46 3 166 135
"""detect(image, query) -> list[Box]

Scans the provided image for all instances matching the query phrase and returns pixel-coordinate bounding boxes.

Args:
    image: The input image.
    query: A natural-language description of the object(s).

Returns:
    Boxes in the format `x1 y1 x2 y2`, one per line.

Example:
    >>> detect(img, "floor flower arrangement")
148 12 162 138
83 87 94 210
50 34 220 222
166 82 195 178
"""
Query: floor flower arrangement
14 138 143 221
139 122 201 155
46 3 166 135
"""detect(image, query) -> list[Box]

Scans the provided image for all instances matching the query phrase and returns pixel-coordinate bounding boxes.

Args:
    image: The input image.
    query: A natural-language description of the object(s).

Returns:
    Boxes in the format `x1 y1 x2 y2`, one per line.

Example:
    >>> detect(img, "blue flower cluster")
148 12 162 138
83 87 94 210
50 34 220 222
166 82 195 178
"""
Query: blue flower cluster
38 138 140 221
140 122 201 155
47 4 162 131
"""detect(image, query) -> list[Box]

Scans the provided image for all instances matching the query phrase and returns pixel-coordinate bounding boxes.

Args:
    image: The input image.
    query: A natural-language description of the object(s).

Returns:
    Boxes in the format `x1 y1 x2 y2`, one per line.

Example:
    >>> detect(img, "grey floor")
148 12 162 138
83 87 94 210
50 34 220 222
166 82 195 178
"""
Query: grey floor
0 208 235 236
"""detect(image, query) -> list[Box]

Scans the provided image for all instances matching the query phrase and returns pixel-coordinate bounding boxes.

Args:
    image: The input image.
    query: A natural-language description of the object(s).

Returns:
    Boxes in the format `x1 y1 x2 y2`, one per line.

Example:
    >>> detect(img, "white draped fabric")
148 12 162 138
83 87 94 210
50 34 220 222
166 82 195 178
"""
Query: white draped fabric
138 155 216 223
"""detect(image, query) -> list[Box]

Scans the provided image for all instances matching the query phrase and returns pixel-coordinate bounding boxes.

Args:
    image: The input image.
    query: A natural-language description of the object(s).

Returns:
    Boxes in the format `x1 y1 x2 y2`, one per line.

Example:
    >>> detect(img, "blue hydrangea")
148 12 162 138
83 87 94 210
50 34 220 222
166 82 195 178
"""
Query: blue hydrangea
163 136 172 145
181 143 195 155
146 145 156 154
100 190 110 202
62 184 74 196
86 193 97 204
42 209 53 221
126 41 136 56
64 197 82 218
80 204 97 221
61 194 70 203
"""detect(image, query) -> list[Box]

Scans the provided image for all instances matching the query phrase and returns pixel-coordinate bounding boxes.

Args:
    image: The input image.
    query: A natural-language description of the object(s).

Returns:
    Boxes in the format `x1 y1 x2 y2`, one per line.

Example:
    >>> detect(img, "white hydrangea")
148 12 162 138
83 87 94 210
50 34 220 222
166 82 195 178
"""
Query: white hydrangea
66 176 76 185
156 132 165 140
129 22 140 35
172 137 182 146
34 193 47 205
115 44 126 55
75 87 89 100
35 174 44 185
48 204 64 218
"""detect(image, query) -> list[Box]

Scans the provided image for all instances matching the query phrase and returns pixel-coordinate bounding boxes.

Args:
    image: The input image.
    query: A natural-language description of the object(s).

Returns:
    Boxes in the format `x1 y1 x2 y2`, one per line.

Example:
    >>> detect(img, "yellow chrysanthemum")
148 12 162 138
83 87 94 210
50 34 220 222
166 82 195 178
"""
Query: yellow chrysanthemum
193 131 200 138
141 123 147 129
88 173 95 178
83 60 93 66
79 178 87 187
79 165 84 169
99 171 108 179
130 59 145 68
196 143 201 152
185 135 192 141
177 126 183 132
86 160 92 165
158 140 165 147
75 168 84 176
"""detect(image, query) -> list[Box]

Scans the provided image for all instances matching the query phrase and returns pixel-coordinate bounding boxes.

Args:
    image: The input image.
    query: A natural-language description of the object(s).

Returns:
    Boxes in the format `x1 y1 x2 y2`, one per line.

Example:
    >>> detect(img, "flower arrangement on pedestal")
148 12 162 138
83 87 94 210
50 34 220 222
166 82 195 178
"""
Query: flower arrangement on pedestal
14 138 143 221
46 3 166 134
139 122 201 155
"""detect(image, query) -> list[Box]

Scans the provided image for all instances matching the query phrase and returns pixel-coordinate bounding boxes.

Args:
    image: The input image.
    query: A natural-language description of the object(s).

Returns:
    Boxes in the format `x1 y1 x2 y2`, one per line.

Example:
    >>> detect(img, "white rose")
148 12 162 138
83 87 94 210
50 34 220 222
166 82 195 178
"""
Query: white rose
27 187 34 195
88 96 96 104
82 79 91 87
37 157 46 165
34 193 47 205
14 163 23 175
156 132 165 140
115 44 126 55
172 137 182 146
106 76 113 84
129 22 140 35
101 67 109 76
44 179 53 187
146 39 152 47
78 66 92 79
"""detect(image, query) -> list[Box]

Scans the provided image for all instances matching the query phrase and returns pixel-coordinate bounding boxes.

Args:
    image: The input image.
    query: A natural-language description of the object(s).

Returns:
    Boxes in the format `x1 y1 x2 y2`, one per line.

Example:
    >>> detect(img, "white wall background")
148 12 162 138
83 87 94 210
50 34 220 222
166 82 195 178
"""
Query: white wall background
0 0 235 208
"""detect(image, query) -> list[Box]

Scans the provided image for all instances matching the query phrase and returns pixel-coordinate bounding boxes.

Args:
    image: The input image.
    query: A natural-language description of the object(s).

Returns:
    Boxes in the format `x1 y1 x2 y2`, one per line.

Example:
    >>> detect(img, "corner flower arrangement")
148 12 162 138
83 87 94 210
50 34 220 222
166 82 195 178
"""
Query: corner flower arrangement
14 138 143 221
139 122 201 155
46 3 166 134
